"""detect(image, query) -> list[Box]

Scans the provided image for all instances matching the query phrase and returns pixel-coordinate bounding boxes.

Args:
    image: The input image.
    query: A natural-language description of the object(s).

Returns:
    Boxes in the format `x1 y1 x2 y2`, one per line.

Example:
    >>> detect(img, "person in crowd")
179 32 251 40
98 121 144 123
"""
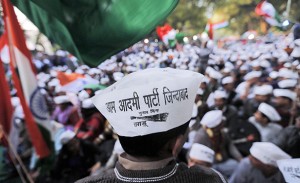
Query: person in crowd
209 90 238 130
188 143 215 168
242 85 273 119
194 110 243 178
271 115 300 158
51 130 102 183
77 68 226 183
273 89 297 127
229 142 291 183
74 98 106 142
51 95 80 130
248 103 282 142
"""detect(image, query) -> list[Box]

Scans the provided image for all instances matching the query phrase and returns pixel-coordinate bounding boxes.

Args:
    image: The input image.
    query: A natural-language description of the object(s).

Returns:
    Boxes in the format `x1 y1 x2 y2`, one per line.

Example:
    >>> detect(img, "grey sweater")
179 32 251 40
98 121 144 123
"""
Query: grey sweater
76 160 227 183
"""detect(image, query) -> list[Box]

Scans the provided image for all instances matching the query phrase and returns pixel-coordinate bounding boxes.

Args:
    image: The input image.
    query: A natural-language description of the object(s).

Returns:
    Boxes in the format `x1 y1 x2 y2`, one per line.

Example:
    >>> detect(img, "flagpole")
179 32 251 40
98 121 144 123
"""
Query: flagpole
0 124 34 183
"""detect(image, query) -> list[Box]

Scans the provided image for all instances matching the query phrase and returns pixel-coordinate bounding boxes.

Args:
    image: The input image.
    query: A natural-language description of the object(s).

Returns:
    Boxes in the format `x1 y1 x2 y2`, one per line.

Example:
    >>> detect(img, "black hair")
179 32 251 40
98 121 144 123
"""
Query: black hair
119 121 189 157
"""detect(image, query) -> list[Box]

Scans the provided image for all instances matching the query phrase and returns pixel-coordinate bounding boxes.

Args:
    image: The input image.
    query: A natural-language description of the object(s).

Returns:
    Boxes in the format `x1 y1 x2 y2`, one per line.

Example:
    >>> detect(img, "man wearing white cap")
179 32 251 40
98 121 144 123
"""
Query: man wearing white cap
193 110 243 178
51 95 80 129
209 90 238 130
188 143 215 168
248 103 282 142
273 89 297 127
52 130 103 182
77 68 226 183
221 76 239 105
242 85 273 119
229 142 291 183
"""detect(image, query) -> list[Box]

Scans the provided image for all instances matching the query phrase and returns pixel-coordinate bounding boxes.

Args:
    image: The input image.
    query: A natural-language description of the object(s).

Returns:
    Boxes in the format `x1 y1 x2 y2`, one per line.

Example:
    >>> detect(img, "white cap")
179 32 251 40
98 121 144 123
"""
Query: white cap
15 106 24 119
189 143 215 164
113 72 125 81
283 62 292 68
222 76 234 85
54 95 70 104
278 68 296 79
254 85 273 95
278 79 297 89
213 90 228 99
260 60 271 68
244 71 262 80
291 47 300 58
197 88 204 95
250 142 291 167
59 130 76 144
292 60 299 66
273 89 297 101
92 68 204 137
209 69 223 80
200 110 223 128
269 71 278 79
81 98 95 109
258 103 281 121
78 90 90 101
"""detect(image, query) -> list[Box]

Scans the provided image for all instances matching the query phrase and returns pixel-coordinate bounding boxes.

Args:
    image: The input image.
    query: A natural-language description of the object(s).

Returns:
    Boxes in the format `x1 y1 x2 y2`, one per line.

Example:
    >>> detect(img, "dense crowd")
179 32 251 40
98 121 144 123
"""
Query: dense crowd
1 32 300 183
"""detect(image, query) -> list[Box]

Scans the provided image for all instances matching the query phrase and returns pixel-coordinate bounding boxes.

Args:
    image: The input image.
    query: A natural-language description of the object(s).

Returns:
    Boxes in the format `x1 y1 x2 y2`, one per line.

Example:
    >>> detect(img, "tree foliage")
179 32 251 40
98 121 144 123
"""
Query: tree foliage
166 0 300 37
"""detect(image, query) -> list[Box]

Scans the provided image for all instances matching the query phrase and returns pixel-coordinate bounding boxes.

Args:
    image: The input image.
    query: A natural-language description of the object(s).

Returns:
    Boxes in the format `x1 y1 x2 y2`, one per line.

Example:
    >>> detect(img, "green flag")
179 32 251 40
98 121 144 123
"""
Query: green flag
11 0 178 67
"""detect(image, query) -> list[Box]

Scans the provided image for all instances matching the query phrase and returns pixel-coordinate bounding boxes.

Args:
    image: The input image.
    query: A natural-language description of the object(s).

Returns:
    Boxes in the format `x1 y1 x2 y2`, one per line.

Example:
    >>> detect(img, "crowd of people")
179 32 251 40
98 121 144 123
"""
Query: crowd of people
1 31 300 183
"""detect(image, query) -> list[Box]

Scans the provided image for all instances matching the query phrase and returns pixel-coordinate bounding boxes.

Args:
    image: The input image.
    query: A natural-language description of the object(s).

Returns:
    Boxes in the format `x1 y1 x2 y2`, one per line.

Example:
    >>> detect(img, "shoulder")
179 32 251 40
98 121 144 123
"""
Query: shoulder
75 168 116 183
179 163 227 183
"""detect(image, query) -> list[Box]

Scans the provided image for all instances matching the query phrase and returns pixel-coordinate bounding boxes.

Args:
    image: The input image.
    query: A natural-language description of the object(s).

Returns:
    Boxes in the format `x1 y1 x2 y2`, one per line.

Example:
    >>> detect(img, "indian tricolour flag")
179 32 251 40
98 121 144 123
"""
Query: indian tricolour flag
1 0 52 158
255 0 282 27
156 24 178 47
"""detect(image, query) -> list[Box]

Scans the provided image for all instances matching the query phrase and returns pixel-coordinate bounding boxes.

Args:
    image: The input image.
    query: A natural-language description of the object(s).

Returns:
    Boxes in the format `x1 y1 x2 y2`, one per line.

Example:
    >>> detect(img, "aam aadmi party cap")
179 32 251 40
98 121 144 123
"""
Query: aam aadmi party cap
59 130 76 144
250 142 291 167
273 89 297 101
213 90 228 99
54 95 70 104
189 143 215 164
258 103 281 121
222 76 234 85
278 79 297 89
277 158 300 183
254 85 273 96
92 68 204 137
200 110 223 128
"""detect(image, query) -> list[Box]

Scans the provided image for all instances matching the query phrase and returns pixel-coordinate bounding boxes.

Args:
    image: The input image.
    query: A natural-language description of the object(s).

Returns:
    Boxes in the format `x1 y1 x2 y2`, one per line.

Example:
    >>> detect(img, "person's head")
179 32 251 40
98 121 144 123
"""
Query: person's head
254 103 281 126
54 95 72 110
201 110 224 135
60 130 80 155
253 85 273 103
81 98 98 119
92 68 204 159
221 76 234 91
213 90 228 109
273 89 296 107
249 142 291 176
188 143 214 168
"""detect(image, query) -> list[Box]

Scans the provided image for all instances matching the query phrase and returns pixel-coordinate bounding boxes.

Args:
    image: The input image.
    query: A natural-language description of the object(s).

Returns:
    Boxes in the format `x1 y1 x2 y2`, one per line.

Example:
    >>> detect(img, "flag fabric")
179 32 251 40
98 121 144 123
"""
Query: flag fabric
0 34 13 146
205 21 229 31
11 0 179 67
57 71 99 93
255 0 282 27
156 24 183 47
1 0 51 158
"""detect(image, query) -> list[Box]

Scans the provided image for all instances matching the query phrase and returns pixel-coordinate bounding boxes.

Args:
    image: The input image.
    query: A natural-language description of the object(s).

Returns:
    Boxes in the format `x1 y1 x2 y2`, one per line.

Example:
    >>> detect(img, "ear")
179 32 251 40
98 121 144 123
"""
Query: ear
172 129 189 157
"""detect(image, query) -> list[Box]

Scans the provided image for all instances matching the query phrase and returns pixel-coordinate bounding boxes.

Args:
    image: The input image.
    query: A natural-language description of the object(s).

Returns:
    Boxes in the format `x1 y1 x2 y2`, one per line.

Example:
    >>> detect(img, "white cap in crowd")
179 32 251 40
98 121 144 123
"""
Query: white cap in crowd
250 142 291 167
258 103 281 122
222 76 234 85
59 130 76 145
92 68 204 137
244 71 262 80
254 85 273 96
278 79 297 89
81 98 95 109
273 89 297 101
200 110 223 128
213 90 228 99
54 95 70 104
189 143 215 164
